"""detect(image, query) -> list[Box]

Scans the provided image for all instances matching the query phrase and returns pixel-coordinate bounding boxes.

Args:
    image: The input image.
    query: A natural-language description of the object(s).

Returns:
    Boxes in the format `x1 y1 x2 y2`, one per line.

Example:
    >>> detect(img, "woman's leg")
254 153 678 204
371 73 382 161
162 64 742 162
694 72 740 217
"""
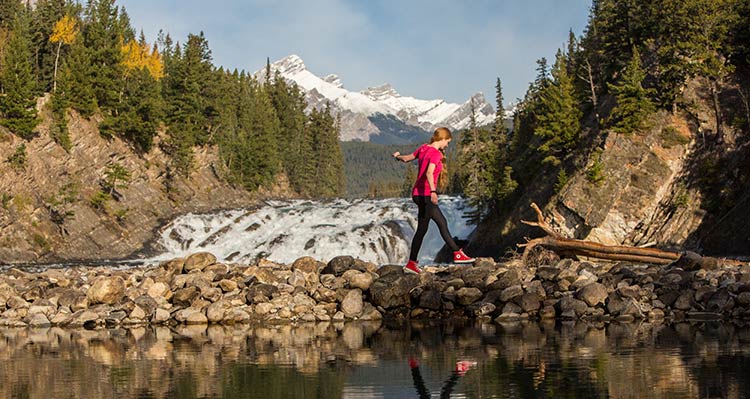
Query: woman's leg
409 196 430 261
426 202 460 252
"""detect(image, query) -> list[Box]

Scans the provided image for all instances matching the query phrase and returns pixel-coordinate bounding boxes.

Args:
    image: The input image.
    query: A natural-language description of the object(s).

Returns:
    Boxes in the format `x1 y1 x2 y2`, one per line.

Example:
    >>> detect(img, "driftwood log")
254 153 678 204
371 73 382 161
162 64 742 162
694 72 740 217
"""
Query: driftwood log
517 203 744 269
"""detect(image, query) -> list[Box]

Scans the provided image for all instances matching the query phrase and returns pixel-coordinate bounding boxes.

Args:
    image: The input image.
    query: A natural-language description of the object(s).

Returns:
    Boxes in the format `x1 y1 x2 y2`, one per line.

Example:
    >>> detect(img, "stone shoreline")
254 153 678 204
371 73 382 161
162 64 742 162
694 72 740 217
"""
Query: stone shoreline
1 252 750 328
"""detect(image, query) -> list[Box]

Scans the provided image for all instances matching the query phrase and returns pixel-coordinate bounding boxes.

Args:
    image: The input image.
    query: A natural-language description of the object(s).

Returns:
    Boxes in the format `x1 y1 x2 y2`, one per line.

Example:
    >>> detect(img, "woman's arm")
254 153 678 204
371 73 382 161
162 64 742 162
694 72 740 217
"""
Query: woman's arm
426 163 438 204
392 151 416 162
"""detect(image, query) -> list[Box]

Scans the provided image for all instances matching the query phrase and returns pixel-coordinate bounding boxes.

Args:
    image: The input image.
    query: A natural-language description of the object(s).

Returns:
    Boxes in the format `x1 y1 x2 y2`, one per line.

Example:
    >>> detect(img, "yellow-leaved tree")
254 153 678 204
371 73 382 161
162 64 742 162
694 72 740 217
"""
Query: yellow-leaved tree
120 40 163 80
49 15 78 92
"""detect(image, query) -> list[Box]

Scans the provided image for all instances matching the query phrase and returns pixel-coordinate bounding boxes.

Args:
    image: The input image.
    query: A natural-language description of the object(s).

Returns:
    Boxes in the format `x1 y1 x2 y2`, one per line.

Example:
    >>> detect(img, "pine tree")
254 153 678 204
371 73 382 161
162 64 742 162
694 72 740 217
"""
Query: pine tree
309 103 344 197
80 0 125 112
460 98 493 222
30 0 75 94
0 0 22 29
608 46 655 134
0 12 39 139
534 50 581 166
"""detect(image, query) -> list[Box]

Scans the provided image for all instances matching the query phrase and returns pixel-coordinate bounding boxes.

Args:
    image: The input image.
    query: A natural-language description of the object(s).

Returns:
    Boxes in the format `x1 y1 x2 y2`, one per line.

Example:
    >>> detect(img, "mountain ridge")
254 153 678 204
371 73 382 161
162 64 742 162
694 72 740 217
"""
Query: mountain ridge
255 54 497 142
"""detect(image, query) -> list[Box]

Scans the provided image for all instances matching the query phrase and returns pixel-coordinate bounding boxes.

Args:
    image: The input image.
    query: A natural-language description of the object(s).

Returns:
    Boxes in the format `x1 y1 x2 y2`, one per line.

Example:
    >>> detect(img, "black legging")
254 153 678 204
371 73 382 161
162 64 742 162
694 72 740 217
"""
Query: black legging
409 196 460 262
411 366 462 399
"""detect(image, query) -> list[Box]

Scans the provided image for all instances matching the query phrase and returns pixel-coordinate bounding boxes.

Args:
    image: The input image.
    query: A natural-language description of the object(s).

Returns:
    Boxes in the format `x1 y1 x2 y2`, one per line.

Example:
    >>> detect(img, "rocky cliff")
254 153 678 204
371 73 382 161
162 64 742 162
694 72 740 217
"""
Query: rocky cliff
0 96 292 264
469 77 750 258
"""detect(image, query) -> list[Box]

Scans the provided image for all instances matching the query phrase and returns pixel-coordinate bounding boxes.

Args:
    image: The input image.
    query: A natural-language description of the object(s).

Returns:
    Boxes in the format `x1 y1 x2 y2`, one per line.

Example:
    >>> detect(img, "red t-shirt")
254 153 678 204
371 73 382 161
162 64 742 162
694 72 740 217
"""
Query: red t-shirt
411 144 443 196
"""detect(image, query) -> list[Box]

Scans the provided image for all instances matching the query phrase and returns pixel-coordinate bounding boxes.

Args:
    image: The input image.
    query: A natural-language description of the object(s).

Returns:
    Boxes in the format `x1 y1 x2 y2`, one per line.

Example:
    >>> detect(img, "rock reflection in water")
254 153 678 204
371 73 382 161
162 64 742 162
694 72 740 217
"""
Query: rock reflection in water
1 321 750 398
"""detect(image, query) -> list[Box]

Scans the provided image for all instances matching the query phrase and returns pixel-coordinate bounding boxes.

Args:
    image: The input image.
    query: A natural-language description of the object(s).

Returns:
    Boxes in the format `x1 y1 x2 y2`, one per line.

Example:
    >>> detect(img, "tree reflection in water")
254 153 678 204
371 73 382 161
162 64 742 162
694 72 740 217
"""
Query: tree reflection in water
1 320 750 398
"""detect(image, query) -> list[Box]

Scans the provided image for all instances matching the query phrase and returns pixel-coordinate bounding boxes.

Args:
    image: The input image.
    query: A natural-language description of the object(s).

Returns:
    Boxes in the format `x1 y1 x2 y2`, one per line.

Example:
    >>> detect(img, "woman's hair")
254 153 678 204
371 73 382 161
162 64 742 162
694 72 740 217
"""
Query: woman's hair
430 127 452 192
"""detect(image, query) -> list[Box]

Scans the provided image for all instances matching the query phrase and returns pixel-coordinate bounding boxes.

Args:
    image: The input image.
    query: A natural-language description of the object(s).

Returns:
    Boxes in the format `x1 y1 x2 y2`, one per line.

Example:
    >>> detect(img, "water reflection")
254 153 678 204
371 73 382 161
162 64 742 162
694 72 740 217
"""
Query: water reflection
1 320 750 398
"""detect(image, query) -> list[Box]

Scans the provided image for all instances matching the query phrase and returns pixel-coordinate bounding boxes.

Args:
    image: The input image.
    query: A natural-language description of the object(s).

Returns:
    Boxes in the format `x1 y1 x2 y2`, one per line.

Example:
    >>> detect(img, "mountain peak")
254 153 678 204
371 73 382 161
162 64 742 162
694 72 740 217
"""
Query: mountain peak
271 54 307 76
361 83 400 101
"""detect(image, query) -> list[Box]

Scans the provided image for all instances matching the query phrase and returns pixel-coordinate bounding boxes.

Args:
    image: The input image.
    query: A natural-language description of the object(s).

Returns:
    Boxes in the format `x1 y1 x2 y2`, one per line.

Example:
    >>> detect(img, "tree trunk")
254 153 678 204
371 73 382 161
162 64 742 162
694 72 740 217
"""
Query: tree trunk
517 203 744 269
53 41 62 93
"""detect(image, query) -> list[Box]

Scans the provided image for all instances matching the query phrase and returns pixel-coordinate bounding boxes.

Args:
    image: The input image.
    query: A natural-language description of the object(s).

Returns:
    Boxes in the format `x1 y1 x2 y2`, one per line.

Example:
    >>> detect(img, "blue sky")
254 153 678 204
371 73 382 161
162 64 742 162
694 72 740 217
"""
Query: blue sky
117 0 592 106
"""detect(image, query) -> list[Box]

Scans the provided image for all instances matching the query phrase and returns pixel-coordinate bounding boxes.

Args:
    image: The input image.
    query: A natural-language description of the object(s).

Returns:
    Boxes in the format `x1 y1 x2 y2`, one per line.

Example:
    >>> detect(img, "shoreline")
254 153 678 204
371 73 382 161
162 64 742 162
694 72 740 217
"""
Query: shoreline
1 252 750 329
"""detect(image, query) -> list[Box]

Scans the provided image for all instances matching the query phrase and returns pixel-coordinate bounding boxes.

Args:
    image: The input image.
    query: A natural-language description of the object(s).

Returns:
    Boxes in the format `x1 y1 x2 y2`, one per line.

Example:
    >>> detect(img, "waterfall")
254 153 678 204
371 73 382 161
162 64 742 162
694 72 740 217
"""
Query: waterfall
151 196 474 265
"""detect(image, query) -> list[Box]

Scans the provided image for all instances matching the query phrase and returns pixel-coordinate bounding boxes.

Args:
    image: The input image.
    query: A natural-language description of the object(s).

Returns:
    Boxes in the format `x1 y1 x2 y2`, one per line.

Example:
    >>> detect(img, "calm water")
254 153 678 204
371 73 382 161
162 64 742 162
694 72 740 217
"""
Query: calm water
2 320 750 398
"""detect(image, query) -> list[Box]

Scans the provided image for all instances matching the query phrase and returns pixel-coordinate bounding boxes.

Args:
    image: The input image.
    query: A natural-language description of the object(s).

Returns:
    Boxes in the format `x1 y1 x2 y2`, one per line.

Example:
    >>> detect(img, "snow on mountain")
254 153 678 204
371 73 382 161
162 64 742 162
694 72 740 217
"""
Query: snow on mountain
256 55 497 142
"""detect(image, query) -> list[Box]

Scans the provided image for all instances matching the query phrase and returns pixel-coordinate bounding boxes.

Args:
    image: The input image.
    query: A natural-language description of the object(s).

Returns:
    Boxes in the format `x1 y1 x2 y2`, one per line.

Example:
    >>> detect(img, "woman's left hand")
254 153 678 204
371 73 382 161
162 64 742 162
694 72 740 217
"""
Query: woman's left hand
430 192 438 205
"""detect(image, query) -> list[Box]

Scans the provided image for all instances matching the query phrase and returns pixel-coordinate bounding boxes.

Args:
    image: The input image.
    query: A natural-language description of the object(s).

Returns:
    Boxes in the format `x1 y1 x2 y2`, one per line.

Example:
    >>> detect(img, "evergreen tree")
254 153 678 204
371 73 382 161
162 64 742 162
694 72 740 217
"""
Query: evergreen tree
0 12 39 139
534 50 581 166
460 98 493 222
607 46 655 134
0 0 22 29
308 103 344 197
80 0 125 112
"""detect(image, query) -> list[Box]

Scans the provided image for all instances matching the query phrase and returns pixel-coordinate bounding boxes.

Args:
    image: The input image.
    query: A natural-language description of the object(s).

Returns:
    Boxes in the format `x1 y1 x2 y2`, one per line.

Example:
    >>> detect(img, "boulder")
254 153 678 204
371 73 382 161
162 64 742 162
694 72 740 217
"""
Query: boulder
576 283 608 307
500 285 524 303
370 272 420 309
172 286 200 307
87 276 125 305
184 252 216 272
341 289 364 318
515 293 541 313
291 256 323 274
456 287 483 306
322 256 366 276
418 289 442 310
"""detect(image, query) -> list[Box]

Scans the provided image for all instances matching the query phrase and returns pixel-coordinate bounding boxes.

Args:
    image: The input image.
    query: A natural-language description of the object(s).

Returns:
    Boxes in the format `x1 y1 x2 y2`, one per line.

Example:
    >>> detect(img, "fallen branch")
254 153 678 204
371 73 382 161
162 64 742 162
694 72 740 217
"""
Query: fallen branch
517 203 744 269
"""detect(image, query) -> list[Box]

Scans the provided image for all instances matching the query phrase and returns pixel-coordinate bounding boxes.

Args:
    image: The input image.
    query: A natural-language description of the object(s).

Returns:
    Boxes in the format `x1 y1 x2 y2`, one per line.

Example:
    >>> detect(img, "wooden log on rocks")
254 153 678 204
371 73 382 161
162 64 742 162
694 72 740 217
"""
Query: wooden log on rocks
518 203 744 269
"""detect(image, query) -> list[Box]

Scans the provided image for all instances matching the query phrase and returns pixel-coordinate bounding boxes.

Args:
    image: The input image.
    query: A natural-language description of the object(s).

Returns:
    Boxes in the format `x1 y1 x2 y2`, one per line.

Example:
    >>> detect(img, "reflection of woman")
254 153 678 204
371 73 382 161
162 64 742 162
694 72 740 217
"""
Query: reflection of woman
393 127 475 274
408 357 476 399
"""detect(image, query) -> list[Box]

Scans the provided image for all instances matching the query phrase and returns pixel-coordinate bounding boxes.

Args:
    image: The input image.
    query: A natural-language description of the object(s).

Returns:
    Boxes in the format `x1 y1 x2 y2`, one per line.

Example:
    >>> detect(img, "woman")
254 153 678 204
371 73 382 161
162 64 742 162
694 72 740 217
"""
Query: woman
393 127 474 274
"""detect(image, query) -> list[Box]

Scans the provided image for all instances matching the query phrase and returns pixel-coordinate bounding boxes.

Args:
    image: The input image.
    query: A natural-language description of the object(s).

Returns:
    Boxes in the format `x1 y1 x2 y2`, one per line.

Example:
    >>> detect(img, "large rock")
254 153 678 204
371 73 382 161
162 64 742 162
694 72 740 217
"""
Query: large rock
87 276 125 305
322 256 367 276
291 256 323 274
246 284 279 303
576 283 608 307
172 286 200 307
370 272 420 309
341 289 364 318
515 293 541 313
184 252 217 272
419 289 442 310
500 285 524 303
456 287 483 306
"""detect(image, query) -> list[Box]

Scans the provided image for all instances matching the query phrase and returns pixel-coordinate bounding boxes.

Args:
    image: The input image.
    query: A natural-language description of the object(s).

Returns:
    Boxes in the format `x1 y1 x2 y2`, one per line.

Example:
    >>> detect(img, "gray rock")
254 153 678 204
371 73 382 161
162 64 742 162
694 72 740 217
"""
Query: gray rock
674 291 694 310
706 288 732 312
515 293 541 313
536 266 560 281
134 295 158 318
28 313 51 328
206 300 231 323
737 292 750 306
184 252 216 272
489 269 520 290
606 293 628 316
467 302 496 316
557 296 588 317
341 289 364 318
576 283 608 307
370 272 420 309
87 276 125 305
499 285 523 303
540 305 556 319
322 256 366 276
456 287 483 306
446 279 465 290
129 305 147 321
419 289 442 310
246 284 279 303
185 311 208 325
172 286 200 307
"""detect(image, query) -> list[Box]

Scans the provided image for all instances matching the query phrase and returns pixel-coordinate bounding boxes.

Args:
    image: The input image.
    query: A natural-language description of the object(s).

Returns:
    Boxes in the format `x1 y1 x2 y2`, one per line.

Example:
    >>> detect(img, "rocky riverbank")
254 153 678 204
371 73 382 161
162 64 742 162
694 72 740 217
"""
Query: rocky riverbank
1 252 750 328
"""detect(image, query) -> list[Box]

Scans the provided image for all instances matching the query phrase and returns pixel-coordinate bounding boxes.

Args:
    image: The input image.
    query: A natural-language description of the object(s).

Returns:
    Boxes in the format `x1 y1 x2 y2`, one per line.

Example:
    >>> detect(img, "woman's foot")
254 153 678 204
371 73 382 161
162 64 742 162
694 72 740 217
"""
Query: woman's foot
455 360 477 376
453 249 475 264
403 260 421 274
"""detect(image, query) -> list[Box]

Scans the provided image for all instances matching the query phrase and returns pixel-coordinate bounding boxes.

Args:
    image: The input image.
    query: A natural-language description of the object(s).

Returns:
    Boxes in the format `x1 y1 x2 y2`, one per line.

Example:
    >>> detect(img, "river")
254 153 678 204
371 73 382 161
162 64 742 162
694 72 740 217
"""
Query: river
2 320 749 398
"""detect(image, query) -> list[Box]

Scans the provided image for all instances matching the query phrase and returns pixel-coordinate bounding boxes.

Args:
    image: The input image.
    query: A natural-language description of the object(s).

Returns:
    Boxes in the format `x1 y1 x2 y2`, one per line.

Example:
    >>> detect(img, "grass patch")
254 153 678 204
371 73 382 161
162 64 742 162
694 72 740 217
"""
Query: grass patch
661 126 690 148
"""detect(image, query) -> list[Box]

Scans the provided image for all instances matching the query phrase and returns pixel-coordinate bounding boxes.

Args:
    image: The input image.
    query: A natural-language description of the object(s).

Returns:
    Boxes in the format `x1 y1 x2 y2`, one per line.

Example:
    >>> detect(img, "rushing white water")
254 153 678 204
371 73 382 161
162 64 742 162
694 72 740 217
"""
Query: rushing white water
150 196 475 265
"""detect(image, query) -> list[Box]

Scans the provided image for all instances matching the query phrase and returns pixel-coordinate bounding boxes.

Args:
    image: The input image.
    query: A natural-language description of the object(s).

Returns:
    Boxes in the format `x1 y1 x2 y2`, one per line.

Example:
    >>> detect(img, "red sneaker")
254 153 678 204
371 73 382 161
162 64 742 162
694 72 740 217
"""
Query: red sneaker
455 360 477 376
453 249 475 264
403 260 421 274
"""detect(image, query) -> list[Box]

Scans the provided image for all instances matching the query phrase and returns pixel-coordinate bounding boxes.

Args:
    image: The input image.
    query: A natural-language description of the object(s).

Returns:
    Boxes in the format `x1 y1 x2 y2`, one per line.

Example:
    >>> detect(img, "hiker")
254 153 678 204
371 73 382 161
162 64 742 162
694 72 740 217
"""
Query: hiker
392 127 475 274
408 357 476 399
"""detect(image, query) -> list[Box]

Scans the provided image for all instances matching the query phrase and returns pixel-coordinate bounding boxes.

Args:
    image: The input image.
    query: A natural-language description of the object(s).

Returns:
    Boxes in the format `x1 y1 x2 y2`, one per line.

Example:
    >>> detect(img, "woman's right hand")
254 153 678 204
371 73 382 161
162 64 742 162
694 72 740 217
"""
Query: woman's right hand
430 192 438 204
392 151 401 160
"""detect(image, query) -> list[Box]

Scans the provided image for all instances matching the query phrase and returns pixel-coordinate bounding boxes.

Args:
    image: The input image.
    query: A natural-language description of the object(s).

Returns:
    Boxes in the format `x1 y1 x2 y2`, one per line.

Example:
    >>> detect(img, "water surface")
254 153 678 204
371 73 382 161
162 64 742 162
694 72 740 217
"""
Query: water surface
2 320 750 398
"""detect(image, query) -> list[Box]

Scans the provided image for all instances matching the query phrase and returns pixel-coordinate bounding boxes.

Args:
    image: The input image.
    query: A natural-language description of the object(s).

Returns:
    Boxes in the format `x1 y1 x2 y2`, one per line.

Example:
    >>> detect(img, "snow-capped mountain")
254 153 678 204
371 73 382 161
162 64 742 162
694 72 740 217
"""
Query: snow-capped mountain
255 55 496 142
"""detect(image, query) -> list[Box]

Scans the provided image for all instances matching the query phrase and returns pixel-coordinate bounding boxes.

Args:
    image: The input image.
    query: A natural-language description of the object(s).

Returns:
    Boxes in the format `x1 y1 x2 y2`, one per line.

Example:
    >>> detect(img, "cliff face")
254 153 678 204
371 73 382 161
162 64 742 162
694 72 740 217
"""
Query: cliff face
0 96 292 264
469 77 750 258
